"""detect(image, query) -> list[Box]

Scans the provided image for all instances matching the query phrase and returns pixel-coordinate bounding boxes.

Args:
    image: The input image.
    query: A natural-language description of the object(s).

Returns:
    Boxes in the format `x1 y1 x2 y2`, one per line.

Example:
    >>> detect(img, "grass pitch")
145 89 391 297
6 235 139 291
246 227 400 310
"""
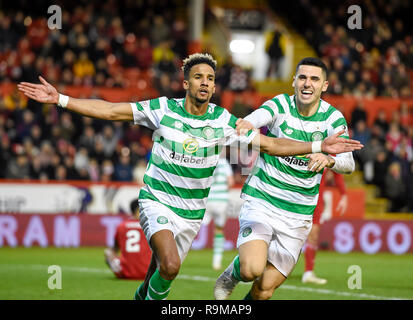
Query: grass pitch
0 247 412 300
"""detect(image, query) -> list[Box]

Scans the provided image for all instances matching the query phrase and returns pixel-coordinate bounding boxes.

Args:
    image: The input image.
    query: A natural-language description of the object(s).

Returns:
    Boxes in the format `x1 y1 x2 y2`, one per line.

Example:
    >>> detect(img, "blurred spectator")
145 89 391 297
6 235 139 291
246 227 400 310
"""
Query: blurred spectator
265 25 284 79
385 162 407 212
350 100 367 128
352 120 371 147
358 137 384 183
87 158 100 182
55 165 68 181
129 141 147 166
4 87 27 111
136 37 153 70
155 73 174 97
171 19 188 59
73 51 95 82
6 153 30 179
78 125 96 150
16 109 36 143
373 110 389 137
29 156 46 180
101 159 114 182
98 125 121 158
77 167 91 181
150 15 170 46
60 113 76 141
121 34 138 68
30 125 43 148
114 152 133 182
153 42 177 76
386 122 403 153
91 138 107 165
74 147 89 172
325 71 342 95
64 156 81 180
395 137 413 163
124 125 143 146
399 102 412 129
373 150 391 197
215 57 233 91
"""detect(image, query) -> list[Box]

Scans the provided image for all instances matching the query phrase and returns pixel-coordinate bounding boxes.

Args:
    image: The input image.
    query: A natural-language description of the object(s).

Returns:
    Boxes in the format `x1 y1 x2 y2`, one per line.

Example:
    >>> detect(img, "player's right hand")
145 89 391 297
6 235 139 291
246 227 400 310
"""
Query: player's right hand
235 119 254 136
17 76 59 104
321 130 363 154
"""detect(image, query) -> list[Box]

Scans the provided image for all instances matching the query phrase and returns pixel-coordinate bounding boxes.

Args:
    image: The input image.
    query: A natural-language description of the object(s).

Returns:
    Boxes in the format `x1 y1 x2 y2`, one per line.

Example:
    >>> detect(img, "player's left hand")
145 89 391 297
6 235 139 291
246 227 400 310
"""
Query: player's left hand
306 153 335 172
321 130 363 154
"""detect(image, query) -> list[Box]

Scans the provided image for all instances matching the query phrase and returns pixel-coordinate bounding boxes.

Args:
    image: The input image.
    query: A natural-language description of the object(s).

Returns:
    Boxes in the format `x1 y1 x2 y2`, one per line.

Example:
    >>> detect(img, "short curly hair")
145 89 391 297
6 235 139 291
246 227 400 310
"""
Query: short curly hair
181 53 217 79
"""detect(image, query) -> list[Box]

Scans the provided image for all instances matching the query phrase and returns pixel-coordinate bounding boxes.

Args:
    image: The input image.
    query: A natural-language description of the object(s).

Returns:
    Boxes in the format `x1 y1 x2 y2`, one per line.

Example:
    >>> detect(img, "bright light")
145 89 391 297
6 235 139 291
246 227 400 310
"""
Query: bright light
229 39 255 54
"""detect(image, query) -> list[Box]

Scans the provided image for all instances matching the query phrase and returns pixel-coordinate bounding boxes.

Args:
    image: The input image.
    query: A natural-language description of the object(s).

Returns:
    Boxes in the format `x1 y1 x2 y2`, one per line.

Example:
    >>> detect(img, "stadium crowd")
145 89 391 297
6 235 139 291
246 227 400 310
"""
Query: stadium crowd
0 0 413 212
271 0 413 98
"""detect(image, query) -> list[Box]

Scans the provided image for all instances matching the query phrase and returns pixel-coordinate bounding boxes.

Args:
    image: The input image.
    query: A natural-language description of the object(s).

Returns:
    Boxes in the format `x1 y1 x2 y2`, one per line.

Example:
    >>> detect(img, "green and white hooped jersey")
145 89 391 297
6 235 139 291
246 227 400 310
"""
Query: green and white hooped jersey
207 157 233 203
241 93 350 221
130 97 256 220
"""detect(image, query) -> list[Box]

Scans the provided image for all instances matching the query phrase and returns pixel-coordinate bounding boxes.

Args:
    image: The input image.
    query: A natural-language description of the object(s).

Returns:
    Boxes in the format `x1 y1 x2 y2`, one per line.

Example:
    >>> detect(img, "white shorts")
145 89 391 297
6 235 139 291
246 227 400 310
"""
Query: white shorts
138 199 202 264
205 201 229 228
237 200 312 277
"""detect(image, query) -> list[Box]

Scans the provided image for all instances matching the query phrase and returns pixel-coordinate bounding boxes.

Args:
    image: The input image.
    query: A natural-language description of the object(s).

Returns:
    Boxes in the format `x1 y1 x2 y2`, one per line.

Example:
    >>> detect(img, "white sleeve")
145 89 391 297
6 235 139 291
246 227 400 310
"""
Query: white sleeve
326 109 354 174
244 108 273 128
330 152 355 174
130 97 166 130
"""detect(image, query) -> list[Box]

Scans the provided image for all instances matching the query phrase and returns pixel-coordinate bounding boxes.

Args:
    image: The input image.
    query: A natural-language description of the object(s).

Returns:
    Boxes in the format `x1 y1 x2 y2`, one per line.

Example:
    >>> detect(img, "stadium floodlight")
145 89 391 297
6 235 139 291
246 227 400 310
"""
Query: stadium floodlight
229 39 255 54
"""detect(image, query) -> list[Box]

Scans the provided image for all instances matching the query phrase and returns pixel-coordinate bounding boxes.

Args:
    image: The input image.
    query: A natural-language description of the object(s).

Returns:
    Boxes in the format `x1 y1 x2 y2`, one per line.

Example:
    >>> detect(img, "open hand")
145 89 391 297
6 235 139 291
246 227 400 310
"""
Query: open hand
17 76 59 104
321 130 363 154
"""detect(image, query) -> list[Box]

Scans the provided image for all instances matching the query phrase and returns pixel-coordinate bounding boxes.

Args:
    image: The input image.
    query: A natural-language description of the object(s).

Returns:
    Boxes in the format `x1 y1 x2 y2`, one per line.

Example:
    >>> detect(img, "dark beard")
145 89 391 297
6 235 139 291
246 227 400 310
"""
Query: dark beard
195 96 208 105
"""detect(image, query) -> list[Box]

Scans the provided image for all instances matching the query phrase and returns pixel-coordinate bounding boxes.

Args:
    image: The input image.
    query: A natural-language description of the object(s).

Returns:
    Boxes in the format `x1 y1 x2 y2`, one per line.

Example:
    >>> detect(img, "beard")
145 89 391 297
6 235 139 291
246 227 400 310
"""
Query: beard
195 96 208 104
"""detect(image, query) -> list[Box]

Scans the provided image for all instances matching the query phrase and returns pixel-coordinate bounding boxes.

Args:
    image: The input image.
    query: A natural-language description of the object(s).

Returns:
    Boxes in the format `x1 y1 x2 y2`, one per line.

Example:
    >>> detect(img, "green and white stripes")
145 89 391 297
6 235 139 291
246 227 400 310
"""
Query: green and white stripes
131 97 255 220
208 158 233 202
242 94 349 219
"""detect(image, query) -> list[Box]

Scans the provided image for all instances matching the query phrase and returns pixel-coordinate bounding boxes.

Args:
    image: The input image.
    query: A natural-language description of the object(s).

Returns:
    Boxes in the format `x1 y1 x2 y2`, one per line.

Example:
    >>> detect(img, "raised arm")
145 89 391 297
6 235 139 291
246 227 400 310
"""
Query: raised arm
250 129 363 157
18 76 133 121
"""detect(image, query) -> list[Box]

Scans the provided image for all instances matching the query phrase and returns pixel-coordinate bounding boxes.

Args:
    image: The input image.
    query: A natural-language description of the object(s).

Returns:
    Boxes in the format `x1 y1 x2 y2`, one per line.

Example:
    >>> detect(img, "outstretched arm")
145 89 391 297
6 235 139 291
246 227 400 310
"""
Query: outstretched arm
250 129 363 157
18 76 133 121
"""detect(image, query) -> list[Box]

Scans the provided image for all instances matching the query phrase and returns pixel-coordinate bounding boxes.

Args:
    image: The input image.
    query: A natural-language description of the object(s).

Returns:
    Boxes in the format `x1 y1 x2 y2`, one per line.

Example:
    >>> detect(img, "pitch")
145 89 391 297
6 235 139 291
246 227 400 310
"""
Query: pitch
0 247 412 300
